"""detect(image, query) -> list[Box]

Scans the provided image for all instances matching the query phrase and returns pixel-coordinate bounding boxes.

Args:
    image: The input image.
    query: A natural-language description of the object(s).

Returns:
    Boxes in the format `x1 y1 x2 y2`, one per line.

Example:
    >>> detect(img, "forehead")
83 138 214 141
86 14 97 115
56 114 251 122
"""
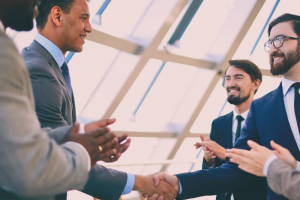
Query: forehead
226 65 247 76
269 22 297 39
70 0 90 14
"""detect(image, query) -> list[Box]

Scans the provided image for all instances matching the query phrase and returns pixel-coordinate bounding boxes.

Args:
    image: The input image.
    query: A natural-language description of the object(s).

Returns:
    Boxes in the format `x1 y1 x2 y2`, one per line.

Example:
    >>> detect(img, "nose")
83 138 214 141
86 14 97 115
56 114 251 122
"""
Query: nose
269 42 279 56
85 20 93 33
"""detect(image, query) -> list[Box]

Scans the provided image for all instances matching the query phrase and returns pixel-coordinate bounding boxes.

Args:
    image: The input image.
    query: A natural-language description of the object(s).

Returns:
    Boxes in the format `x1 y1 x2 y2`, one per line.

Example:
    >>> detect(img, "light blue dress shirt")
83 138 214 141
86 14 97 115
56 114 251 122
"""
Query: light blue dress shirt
34 33 135 195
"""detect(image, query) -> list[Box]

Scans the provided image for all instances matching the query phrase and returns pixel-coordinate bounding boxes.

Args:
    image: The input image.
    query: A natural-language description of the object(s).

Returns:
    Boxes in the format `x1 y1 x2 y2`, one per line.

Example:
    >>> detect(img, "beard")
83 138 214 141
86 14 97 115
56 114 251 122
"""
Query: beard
227 88 251 105
270 44 300 76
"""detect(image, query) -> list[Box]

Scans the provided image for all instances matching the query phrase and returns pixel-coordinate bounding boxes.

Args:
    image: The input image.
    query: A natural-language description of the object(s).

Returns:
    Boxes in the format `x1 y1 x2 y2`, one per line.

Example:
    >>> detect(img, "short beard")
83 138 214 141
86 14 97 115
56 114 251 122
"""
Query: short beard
227 92 250 105
270 44 300 76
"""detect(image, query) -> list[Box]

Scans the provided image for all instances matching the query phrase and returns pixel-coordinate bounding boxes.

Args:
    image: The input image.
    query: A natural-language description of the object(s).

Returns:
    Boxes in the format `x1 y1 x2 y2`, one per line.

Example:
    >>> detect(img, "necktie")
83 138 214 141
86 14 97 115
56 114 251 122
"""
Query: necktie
292 83 300 133
61 62 73 96
235 115 244 143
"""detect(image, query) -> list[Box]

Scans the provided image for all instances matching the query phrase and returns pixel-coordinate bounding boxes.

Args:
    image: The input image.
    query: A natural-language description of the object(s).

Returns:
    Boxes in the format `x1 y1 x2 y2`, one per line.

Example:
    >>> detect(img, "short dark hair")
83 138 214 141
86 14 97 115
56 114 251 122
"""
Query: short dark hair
225 59 262 94
36 0 75 30
268 13 300 37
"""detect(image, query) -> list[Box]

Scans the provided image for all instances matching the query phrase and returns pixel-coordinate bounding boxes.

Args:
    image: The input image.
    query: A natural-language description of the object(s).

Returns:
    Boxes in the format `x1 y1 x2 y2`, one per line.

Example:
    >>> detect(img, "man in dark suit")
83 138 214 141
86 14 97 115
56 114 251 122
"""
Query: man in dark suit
22 0 177 200
149 13 300 200
198 59 266 200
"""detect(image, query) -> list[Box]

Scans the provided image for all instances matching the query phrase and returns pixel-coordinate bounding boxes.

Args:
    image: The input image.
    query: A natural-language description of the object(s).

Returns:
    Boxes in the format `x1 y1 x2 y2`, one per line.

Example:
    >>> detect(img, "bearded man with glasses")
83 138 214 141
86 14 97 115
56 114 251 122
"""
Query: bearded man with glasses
146 13 300 200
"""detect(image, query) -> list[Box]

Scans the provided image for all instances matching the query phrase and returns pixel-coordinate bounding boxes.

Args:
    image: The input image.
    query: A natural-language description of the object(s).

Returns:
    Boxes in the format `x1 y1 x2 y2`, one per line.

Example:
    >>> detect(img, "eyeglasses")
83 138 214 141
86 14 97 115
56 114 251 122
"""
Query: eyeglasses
264 35 300 52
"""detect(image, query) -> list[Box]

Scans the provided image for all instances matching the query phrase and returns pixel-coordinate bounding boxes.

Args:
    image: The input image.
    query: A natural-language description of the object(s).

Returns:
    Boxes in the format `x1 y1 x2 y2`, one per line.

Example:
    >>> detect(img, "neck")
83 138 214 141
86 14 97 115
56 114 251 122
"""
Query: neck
233 96 253 114
38 29 66 55
283 63 300 82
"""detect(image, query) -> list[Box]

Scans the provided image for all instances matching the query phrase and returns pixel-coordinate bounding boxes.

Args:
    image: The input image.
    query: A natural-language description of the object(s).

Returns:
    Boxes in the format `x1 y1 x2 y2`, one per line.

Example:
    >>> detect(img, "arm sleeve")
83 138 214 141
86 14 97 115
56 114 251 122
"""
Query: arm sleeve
0 36 89 197
267 159 300 200
176 102 260 200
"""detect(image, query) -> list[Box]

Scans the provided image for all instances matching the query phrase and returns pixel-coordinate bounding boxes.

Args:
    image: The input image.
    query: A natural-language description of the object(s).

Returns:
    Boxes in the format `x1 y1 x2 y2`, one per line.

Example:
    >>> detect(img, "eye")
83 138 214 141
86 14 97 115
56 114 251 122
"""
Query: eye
225 77 230 81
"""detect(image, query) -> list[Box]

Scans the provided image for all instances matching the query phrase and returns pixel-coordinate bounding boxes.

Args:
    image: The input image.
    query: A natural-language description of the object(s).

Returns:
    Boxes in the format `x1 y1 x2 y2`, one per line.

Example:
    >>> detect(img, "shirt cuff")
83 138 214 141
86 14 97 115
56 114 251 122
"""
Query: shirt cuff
263 154 278 176
65 141 91 171
122 174 135 195
178 179 183 194
296 161 300 172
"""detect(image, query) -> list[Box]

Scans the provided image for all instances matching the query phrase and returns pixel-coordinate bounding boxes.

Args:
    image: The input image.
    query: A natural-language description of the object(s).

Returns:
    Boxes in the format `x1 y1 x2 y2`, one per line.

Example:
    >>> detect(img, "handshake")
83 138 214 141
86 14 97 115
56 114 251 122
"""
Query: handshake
62 118 180 199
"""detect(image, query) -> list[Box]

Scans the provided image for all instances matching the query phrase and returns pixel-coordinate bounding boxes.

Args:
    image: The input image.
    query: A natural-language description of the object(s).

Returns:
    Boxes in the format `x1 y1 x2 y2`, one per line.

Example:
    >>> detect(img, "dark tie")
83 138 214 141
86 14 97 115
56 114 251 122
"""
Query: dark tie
61 62 73 96
235 115 244 143
292 83 300 133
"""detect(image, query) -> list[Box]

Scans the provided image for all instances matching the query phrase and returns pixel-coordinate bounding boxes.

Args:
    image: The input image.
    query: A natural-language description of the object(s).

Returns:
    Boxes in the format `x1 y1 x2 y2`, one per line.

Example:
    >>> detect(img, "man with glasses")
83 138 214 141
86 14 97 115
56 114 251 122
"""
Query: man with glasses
146 13 300 200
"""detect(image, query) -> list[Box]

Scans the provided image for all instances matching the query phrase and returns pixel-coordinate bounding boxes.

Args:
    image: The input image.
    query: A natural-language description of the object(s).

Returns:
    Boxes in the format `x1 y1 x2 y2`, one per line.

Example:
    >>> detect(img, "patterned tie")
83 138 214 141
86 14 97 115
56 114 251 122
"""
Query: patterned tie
235 115 244 143
61 62 72 96
292 82 300 133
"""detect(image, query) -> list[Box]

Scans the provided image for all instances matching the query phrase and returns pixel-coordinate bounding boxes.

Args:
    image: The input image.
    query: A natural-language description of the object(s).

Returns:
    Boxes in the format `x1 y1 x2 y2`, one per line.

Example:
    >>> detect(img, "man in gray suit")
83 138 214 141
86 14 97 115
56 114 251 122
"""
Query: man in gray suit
22 0 178 200
227 140 300 200
0 0 126 199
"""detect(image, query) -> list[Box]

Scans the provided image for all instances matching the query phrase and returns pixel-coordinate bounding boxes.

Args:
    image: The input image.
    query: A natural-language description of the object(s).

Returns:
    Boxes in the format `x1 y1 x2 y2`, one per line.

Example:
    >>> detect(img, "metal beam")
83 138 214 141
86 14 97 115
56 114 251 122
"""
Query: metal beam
161 0 266 172
152 50 216 69
86 29 143 55
102 0 190 119
114 131 177 138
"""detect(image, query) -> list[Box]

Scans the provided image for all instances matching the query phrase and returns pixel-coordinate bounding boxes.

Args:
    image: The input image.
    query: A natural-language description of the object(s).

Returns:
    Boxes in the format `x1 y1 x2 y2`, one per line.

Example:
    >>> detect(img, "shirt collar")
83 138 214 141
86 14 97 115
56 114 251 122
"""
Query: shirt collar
0 20 4 32
34 33 65 67
282 76 300 97
233 109 249 121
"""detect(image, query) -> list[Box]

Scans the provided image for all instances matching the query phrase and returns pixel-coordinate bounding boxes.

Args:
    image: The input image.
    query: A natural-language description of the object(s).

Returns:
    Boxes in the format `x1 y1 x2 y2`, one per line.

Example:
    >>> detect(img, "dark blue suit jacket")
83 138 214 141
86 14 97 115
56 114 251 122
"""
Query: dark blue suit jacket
202 112 267 200
176 83 294 200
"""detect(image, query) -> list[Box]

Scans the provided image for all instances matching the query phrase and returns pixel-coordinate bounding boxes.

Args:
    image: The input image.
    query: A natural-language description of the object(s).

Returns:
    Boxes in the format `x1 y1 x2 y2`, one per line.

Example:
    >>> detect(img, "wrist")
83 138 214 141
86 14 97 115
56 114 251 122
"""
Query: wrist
220 148 227 160
133 175 147 193
293 160 297 169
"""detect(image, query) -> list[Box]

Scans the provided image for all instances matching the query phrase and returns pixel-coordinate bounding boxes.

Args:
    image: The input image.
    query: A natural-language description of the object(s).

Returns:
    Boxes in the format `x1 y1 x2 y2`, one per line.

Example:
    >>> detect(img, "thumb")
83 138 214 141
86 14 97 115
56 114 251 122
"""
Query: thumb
153 173 165 186
270 140 282 152
69 122 80 134
247 140 261 152
200 134 205 142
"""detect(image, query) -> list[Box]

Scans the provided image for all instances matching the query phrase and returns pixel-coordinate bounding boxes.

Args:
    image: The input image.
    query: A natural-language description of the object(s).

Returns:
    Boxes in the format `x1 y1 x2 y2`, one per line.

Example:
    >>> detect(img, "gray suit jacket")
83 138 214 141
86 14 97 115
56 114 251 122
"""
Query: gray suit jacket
22 41 128 200
0 28 89 199
267 159 300 200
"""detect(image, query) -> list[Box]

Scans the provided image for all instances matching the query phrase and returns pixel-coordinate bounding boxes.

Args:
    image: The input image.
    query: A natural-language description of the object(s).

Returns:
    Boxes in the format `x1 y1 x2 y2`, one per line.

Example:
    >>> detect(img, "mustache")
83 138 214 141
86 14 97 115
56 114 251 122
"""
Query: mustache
271 51 285 58
227 87 240 92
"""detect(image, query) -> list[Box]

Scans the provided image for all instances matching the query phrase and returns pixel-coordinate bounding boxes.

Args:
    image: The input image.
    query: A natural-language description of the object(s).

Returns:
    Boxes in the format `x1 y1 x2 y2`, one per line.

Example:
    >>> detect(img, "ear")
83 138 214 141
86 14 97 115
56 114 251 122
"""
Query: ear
252 79 261 92
50 6 63 27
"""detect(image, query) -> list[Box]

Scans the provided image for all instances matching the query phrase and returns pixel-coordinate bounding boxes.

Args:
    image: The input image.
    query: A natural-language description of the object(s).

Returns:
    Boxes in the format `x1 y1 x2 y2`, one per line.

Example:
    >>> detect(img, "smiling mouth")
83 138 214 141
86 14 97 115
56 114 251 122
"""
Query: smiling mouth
273 57 284 64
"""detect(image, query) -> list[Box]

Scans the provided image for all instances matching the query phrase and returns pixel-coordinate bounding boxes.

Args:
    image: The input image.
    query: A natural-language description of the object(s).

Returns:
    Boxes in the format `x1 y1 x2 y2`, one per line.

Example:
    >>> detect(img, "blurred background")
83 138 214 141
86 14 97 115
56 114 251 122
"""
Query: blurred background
7 0 299 199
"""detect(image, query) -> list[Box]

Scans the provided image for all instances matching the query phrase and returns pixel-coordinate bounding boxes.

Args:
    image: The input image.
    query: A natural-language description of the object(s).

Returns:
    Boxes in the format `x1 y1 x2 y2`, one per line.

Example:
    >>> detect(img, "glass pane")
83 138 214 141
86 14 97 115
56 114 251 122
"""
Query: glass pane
12 25 37 52
110 61 214 133
92 0 153 38
254 75 282 99
68 40 119 115
190 78 227 134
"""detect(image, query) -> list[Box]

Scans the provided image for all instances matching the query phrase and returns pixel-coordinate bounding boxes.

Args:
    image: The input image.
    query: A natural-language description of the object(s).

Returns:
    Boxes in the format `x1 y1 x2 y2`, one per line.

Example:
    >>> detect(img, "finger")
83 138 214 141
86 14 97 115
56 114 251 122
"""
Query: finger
228 153 253 166
247 140 263 152
117 139 131 153
98 148 117 161
89 127 111 138
96 118 116 127
158 196 163 200
270 140 285 153
227 148 252 157
68 122 80 134
169 184 178 197
118 132 129 143
98 136 118 150
207 137 212 141
142 194 149 199
199 134 205 142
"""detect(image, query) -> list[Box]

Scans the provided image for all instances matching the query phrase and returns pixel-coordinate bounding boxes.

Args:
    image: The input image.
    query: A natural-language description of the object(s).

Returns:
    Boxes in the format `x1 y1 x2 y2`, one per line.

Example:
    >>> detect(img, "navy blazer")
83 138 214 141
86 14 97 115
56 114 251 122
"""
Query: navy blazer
177 83 293 200
202 112 267 200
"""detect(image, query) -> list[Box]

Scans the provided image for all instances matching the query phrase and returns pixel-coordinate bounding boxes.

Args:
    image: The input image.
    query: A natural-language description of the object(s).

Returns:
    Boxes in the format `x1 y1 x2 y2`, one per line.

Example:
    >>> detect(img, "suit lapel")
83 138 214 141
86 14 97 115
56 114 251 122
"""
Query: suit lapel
268 83 299 158
29 41 75 118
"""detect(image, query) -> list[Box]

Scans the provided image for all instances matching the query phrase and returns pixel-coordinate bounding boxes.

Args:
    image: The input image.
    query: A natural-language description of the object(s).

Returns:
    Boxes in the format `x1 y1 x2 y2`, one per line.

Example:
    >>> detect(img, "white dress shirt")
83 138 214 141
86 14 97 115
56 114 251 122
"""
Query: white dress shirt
232 110 249 145
263 77 300 175
34 33 134 194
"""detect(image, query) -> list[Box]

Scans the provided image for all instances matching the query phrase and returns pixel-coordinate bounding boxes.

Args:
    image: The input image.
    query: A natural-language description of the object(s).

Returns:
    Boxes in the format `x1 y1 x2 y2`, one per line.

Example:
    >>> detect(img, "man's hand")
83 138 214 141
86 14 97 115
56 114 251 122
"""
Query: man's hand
198 134 216 167
194 135 226 160
85 118 131 163
271 140 297 169
225 140 275 177
133 174 178 200
63 122 118 166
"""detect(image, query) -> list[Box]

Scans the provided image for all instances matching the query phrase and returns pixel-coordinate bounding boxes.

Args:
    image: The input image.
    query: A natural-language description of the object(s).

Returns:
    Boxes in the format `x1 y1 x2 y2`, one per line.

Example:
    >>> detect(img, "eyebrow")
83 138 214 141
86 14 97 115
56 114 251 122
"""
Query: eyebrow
81 14 90 17
225 74 244 77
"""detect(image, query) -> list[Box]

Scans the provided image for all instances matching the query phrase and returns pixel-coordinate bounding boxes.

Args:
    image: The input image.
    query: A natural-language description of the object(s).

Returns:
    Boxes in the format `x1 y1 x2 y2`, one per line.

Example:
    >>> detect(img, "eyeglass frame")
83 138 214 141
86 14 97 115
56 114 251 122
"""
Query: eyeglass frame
264 35 300 52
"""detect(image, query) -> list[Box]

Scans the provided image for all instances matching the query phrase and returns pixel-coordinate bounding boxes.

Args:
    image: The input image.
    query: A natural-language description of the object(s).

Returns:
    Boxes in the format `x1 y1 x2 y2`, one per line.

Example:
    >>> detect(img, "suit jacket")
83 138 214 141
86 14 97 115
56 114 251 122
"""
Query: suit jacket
176 83 295 200
267 158 300 200
202 112 267 200
22 41 128 200
0 26 89 199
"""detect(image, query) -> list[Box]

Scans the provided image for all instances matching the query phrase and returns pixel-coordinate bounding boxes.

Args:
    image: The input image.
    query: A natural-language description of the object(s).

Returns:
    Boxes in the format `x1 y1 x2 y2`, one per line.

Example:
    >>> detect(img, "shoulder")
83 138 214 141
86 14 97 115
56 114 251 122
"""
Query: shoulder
212 112 233 125
251 90 275 107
